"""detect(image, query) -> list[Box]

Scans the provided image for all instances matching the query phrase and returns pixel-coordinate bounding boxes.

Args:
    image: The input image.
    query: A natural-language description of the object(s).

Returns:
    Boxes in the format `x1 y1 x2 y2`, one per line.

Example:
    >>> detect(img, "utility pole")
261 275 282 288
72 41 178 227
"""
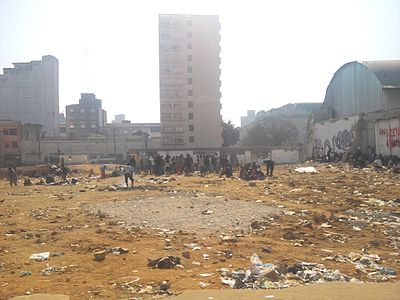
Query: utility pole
113 124 117 160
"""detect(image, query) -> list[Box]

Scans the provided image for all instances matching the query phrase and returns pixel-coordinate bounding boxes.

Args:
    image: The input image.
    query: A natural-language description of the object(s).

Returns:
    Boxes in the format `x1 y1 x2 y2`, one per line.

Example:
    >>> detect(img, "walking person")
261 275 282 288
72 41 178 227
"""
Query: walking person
123 164 134 188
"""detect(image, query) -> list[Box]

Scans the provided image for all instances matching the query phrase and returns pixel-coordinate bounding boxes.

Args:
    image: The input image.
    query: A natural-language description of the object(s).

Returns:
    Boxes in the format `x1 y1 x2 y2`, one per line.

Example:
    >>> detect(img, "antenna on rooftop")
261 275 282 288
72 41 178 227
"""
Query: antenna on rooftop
85 47 89 90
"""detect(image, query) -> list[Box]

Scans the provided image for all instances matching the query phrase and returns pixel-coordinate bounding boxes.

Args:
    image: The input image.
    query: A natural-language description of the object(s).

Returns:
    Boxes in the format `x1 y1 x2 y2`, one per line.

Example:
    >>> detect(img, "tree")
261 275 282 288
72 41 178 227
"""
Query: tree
242 117 299 146
222 120 240 147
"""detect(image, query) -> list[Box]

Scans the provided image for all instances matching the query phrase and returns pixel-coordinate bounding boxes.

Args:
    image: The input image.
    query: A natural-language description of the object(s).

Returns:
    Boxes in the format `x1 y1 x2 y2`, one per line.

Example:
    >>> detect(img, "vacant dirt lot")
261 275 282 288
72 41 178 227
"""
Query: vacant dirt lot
0 163 399 299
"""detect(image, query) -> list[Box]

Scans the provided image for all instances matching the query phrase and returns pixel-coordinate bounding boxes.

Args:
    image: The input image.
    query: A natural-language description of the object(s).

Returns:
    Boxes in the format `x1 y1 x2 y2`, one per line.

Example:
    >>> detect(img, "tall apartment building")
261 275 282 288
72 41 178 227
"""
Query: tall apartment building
65 93 107 138
0 55 59 136
159 14 223 149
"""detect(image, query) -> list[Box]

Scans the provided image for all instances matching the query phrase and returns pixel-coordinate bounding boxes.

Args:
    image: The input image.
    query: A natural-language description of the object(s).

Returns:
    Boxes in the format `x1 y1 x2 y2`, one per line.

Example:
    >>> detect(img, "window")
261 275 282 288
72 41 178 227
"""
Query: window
189 124 194 131
80 108 85 113
174 137 184 144
91 125 96 129
189 136 195 143
69 124 75 129
187 78 193 84
188 113 194 120
3 129 18 135
187 55 192 61
12 141 18 148
69 108 74 113
4 143 9 148
161 113 173 120
187 43 192 50
173 113 183 120
188 90 193 96
162 136 173 144
188 101 193 108
80 124 86 128
9 128 17 135
187 32 192 38
90 108 96 112
187 66 192 73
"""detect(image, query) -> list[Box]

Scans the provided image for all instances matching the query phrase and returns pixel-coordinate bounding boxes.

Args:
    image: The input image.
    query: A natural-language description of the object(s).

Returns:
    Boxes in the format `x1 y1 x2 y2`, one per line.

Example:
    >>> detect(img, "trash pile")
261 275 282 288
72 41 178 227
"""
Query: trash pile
219 253 349 289
121 279 174 296
323 252 397 281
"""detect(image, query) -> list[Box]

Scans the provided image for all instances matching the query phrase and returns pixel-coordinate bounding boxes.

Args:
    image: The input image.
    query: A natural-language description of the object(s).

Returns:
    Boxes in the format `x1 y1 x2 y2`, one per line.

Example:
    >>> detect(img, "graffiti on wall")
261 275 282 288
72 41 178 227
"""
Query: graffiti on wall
378 127 400 150
333 130 354 151
315 129 355 155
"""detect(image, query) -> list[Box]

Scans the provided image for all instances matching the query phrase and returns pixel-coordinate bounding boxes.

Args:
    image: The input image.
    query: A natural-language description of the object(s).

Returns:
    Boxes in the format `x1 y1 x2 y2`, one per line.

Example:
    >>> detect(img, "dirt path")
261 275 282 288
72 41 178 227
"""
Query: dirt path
90 196 278 233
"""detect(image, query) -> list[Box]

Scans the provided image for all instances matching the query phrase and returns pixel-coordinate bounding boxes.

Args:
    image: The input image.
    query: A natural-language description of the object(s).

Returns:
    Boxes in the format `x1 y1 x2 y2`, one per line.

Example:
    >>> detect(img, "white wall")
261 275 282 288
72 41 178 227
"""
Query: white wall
314 115 359 155
375 118 400 156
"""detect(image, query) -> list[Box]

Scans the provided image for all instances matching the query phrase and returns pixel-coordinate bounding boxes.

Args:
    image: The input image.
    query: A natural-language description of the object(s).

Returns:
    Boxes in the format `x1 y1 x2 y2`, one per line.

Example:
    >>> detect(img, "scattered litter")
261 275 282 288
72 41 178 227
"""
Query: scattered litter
29 252 50 261
20 271 32 277
295 167 318 173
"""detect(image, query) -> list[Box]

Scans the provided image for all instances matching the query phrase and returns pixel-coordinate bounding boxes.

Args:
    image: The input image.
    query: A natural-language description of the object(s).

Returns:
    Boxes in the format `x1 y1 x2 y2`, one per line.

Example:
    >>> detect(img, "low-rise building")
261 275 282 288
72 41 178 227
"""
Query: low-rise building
0 120 22 167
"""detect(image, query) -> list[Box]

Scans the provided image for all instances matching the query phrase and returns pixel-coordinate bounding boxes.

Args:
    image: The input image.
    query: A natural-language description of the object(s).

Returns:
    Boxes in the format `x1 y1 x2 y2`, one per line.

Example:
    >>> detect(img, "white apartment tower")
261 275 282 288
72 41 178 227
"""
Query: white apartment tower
159 14 223 149
0 55 59 136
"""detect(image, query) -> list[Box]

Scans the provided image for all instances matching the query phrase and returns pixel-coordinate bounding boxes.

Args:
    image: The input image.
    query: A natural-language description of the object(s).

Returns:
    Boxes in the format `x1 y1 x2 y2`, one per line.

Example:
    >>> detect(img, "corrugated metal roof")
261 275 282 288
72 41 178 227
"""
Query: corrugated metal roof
361 60 400 88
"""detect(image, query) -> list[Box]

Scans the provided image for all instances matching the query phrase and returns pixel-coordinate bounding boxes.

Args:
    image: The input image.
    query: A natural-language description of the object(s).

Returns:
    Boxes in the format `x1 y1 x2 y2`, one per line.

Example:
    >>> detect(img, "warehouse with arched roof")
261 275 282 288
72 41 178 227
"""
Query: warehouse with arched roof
321 60 400 119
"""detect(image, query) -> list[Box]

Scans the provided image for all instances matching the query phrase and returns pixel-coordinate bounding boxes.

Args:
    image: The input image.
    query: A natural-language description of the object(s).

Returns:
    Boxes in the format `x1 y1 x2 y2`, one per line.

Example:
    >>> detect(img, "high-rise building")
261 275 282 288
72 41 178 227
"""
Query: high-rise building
241 110 256 127
0 55 59 136
65 93 107 138
159 14 223 149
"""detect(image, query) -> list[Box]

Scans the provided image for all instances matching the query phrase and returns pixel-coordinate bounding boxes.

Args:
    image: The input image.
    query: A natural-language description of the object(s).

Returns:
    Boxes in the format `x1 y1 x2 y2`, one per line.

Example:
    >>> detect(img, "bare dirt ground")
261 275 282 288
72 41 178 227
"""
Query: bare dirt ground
0 163 399 299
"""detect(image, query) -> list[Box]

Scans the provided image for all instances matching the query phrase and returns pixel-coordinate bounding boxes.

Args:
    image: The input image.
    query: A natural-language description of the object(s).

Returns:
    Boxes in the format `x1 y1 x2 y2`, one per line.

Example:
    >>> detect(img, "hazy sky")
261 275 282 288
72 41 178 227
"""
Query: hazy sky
0 0 399 126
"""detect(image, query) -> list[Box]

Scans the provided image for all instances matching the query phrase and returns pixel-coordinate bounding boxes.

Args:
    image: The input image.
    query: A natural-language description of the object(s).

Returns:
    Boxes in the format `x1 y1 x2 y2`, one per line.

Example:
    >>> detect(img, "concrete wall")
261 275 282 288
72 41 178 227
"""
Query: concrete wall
375 117 400 156
271 149 299 164
314 115 360 155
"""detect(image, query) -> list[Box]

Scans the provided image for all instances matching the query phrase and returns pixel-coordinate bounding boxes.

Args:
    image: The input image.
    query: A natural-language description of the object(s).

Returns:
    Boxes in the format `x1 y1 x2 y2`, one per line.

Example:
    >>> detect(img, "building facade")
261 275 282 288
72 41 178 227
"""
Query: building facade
0 120 22 167
240 110 256 127
159 14 223 149
101 122 161 139
0 55 59 136
321 60 400 119
312 60 400 158
65 93 107 138
112 114 126 124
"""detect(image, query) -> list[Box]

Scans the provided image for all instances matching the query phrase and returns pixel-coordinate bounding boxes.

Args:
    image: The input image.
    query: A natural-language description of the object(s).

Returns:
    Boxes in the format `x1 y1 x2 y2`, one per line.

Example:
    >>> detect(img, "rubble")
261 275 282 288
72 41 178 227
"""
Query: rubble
219 253 351 289
147 256 181 269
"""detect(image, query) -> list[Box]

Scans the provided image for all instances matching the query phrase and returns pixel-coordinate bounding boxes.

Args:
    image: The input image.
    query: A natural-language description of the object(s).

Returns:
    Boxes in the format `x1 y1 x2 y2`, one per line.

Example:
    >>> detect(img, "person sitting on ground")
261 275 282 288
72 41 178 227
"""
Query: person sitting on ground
24 178 33 186
372 157 383 170
123 164 134 188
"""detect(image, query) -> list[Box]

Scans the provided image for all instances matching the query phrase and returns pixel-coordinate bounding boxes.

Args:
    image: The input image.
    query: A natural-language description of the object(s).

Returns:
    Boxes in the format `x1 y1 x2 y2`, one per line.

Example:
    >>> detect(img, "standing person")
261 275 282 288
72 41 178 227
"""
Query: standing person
8 167 18 186
123 164 134 188
60 163 68 183
100 165 106 179
264 153 275 177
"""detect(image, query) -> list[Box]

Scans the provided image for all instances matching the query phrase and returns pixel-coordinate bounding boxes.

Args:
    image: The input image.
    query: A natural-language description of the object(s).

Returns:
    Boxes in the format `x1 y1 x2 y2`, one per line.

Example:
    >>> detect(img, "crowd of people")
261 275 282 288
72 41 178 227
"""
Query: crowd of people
6 148 400 188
